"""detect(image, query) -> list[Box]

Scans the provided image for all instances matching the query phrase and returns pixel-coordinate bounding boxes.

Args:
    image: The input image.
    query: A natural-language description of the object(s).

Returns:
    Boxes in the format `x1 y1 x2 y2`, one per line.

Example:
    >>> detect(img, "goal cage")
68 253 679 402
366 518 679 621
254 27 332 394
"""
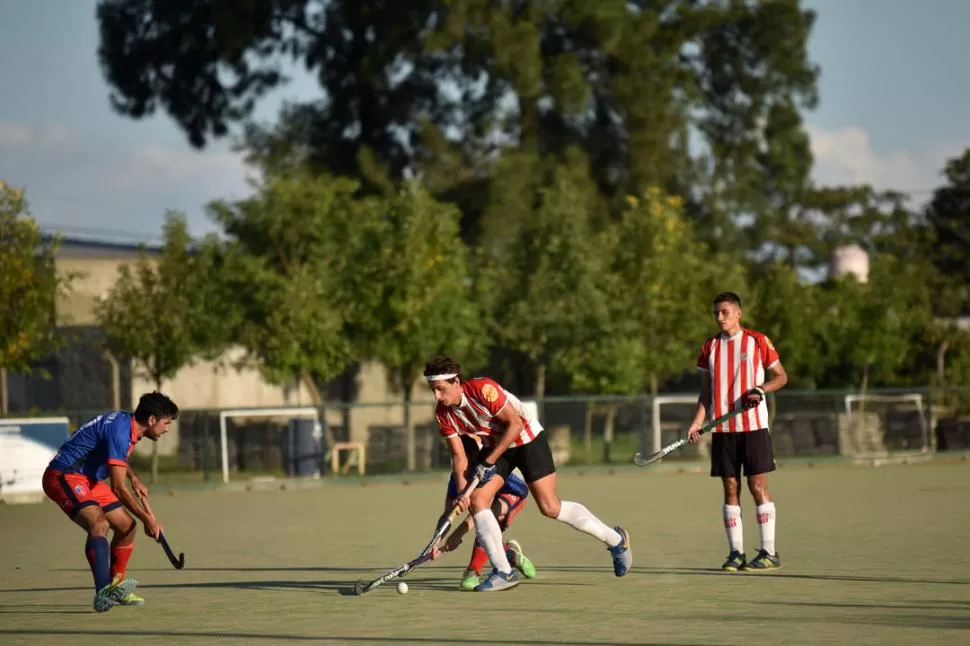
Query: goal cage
842 393 932 459
644 392 933 464
218 407 323 484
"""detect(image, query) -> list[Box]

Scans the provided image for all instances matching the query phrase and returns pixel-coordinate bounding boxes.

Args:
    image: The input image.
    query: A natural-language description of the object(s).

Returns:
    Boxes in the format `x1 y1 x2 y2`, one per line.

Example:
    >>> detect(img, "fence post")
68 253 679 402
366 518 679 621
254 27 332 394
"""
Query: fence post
201 413 210 482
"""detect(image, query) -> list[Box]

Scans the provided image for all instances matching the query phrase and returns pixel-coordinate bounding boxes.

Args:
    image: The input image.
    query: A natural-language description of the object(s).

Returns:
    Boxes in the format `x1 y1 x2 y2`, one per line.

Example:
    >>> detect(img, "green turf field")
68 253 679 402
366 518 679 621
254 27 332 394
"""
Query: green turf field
1 462 969 645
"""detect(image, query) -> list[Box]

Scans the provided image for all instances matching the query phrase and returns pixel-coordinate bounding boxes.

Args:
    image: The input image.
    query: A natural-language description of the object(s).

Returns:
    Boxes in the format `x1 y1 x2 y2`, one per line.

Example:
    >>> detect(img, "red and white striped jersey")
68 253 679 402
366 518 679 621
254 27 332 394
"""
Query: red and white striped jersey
696 328 780 432
435 378 543 447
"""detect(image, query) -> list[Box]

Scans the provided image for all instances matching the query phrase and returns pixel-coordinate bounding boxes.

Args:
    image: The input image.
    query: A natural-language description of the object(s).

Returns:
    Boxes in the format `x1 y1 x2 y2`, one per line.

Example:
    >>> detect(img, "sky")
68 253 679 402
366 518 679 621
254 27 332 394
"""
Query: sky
1 0 968 243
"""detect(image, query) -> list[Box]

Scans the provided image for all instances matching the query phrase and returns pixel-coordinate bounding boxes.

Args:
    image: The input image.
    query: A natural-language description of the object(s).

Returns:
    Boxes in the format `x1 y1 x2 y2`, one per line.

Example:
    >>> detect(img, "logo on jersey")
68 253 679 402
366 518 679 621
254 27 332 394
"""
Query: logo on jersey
740 352 749 361
73 484 87 495
482 384 499 403
766 338 776 351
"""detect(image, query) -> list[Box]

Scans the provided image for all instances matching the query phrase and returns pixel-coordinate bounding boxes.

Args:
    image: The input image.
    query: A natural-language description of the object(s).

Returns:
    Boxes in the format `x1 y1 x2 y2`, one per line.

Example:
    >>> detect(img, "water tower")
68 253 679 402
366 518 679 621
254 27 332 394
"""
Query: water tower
829 244 869 284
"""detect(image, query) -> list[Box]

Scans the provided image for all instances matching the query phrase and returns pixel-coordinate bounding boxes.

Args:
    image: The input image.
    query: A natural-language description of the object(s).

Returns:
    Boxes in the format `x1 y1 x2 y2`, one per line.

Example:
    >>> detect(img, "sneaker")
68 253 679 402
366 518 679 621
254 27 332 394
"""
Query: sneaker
505 540 536 579
744 549 781 571
474 568 520 592
112 574 145 605
459 569 482 591
721 551 746 572
607 527 632 577
93 579 137 613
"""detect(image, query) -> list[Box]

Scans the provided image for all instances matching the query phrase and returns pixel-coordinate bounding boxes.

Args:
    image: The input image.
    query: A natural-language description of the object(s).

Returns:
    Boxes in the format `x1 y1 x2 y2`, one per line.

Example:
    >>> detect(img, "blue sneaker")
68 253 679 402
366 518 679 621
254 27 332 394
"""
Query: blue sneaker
608 527 632 576
474 568 520 592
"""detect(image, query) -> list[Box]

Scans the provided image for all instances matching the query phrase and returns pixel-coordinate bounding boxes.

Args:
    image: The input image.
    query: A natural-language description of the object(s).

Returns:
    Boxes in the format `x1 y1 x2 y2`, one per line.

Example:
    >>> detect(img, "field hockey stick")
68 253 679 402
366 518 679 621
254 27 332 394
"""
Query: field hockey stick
136 492 185 569
354 474 481 595
633 407 748 467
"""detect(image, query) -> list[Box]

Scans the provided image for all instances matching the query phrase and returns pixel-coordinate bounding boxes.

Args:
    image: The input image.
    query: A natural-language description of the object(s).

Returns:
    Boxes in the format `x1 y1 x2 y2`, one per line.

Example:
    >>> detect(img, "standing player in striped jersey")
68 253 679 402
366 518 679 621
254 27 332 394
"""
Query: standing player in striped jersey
688 292 788 572
424 355 632 592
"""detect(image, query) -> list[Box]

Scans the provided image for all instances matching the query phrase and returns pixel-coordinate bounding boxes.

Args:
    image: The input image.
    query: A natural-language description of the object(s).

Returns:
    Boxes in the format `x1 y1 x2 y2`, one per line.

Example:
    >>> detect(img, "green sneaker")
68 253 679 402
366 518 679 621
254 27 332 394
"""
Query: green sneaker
506 540 536 579
93 579 137 613
721 551 746 572
744 549 781 571
112 574 145 606
459 569 482 590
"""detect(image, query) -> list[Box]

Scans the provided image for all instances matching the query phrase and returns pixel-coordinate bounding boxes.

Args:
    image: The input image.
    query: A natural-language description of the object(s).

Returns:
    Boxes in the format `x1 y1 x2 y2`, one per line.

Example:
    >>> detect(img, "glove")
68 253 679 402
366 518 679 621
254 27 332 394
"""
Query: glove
743 387 765 409
473 462 498 488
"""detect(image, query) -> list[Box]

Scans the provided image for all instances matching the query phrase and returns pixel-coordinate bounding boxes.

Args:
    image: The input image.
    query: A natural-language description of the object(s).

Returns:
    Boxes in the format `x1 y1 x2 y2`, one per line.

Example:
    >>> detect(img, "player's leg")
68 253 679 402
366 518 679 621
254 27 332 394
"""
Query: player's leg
712 432 746 571
742 429 780 570
104 502 145 605
468 467 520 591
520 435 631 577
41 470 136 611
497 494 536 579
443 471 490 590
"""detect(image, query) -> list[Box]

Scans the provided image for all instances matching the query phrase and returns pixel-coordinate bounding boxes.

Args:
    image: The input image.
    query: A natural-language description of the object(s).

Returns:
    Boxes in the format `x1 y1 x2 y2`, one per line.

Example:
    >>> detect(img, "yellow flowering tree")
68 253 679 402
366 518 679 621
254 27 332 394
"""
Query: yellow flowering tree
0 181 76 413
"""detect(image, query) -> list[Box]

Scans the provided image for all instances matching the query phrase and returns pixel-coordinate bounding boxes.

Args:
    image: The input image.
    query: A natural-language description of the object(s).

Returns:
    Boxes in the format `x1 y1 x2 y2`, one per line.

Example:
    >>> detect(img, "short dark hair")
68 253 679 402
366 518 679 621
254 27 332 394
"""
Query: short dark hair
134 391 179 424
423 355 462 381
713 292 742 308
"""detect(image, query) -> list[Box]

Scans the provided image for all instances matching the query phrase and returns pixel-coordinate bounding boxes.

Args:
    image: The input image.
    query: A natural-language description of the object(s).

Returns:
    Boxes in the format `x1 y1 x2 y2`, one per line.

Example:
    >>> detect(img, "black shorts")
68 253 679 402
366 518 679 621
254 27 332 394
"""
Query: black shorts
710 429 775 478
481 432 557 485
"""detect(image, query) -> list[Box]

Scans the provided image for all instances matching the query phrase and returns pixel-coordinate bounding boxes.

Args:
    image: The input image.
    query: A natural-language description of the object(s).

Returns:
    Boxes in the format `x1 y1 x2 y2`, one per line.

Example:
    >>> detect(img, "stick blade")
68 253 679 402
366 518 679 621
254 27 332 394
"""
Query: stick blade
633 449 667 467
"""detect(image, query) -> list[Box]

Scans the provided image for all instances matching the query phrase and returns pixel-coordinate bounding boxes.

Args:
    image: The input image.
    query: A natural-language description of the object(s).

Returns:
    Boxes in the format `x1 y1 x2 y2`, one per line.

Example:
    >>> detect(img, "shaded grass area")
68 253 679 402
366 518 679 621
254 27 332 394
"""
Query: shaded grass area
1 463 969 645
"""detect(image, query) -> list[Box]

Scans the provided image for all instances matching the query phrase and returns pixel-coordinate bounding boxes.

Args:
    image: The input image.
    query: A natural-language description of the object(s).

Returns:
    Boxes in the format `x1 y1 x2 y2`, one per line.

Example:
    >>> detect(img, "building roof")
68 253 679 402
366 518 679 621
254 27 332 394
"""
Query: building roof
43 234 163 259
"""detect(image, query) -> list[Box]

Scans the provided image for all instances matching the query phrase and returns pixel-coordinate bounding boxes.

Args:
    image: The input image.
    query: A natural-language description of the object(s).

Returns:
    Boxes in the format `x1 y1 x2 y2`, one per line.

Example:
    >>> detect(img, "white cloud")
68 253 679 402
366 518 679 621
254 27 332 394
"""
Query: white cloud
0 122 33 146
0 123 254 239
0 122 72 147
806 124 970 198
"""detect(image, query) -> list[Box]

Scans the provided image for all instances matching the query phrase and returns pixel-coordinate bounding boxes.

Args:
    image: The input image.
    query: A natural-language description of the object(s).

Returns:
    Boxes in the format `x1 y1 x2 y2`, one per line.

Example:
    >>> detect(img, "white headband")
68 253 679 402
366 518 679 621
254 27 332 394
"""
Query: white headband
425 373 458 382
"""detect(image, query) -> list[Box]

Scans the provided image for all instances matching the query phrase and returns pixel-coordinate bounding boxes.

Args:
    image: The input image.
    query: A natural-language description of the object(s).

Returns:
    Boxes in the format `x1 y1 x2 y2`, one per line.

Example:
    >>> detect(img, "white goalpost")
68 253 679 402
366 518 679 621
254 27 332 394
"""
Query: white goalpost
650 395 707 458
218 407 321 484
842 393 931 459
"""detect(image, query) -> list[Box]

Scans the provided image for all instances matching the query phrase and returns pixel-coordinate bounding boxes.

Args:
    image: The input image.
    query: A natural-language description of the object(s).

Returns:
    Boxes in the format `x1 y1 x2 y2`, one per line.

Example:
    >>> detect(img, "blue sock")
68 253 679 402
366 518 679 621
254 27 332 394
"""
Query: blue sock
86 537 111 591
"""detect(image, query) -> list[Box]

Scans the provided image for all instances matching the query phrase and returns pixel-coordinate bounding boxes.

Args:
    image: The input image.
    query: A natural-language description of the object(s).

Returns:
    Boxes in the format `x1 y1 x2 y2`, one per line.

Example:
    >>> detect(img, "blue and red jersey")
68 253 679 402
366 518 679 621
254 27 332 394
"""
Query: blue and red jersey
48 412 138 482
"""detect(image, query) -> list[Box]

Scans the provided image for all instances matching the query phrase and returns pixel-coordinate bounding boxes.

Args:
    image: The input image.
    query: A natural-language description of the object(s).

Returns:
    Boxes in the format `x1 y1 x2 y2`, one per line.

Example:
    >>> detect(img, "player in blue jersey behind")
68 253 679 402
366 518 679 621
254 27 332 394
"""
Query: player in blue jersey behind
42 391 179 612
430 435 537 590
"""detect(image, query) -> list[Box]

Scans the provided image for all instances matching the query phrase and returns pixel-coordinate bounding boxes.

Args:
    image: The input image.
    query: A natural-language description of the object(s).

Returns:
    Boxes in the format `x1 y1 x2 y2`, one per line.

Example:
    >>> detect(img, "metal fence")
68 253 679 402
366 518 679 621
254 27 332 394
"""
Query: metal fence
9 387 970 483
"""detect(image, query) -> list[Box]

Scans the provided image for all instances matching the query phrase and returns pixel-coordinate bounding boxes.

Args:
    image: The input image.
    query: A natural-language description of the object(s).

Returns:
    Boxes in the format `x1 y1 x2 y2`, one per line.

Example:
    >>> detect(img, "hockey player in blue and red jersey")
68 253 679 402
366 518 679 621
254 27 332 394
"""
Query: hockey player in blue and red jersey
42 391 179 612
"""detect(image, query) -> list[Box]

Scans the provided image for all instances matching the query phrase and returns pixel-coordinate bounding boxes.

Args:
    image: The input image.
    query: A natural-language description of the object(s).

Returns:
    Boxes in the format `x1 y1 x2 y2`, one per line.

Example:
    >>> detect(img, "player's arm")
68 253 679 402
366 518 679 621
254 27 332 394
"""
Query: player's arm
108 464 160 538
481 403 523 467
690 370 711 429
762 360 789 394
442 514 474 551
126 464 151 502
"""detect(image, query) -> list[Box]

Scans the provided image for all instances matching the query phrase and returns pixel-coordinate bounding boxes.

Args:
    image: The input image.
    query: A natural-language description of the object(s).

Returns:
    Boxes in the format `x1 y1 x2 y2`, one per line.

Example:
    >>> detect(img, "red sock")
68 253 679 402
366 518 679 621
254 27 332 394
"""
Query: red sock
111 544 134 581
467 542 490 575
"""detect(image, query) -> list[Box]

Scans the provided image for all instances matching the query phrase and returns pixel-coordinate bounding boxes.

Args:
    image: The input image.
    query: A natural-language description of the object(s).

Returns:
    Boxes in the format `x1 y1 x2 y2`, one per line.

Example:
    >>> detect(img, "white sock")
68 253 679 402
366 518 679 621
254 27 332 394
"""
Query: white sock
757 502 776 555
473 510 512 574
722 505 743 553
556 500 623 547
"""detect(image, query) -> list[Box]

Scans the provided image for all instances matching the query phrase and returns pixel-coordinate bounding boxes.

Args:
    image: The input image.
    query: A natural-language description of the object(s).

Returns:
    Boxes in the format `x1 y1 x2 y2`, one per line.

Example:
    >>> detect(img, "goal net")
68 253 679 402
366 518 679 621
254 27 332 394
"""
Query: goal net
217 407 322 484
841 393 931 459
649 395 710 461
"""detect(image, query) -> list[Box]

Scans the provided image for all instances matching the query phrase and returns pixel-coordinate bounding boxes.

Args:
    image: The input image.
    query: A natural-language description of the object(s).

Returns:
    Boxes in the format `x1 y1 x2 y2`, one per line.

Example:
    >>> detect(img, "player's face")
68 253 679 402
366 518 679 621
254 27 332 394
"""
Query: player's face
429 378 462 406
144 416 174 441
714 301 742 334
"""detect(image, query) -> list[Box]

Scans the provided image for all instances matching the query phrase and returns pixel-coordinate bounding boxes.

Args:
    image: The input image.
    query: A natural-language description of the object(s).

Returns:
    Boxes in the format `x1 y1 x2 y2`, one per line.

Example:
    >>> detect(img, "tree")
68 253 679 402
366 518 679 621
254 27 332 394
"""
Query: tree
365 183 482 471
97 1 820 230
815 255 934 393
96 212 228 481
746 262 821 389
206 170 386 458
476 151 608 408
926 148 970 309
584 187 741 460
0 182 76 414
